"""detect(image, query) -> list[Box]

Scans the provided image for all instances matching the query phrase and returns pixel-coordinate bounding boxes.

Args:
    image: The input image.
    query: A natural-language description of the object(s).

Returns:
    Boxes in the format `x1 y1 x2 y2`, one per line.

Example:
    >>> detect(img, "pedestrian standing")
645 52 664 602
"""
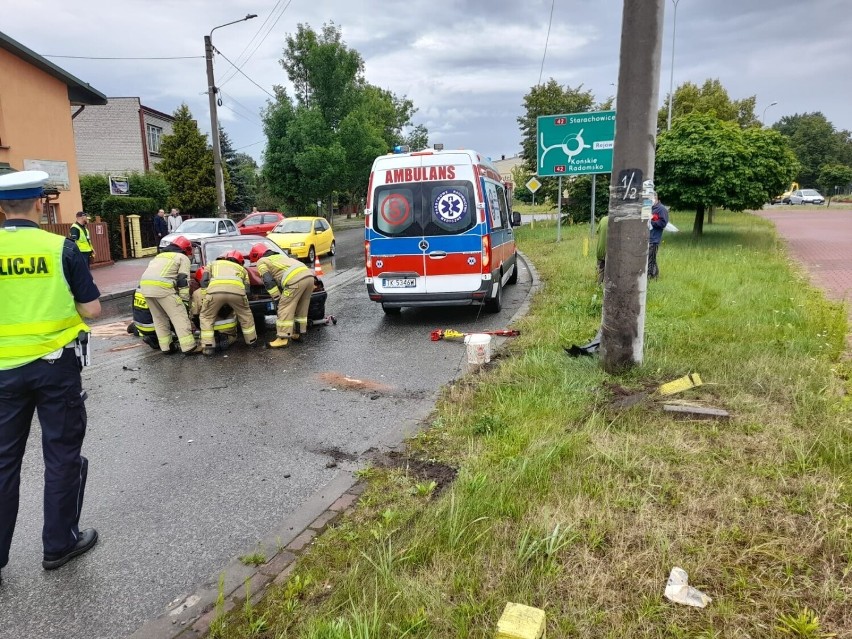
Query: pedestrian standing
0 171 102 585
167 208 183 233
250 243 314 348
648 194 669 279
69 211 95 268
596 215 609 283
153 209 168 247
138 236 200 354
199 251 257 355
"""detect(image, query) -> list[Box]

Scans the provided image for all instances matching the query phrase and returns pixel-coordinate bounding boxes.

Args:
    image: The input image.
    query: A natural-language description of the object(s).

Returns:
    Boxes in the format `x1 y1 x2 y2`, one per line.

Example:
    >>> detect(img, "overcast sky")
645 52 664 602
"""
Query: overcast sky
6 0 851 165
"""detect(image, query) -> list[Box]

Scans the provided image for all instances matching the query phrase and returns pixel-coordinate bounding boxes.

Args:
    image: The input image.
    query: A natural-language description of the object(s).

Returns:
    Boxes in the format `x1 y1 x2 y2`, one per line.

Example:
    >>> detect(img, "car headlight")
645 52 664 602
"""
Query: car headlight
291 242 305 248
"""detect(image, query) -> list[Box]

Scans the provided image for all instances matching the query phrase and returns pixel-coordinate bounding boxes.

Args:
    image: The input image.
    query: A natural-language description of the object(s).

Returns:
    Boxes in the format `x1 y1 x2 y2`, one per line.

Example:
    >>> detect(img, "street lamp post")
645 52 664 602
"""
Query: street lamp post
761 101 778 126
205 14 257 217
666 0 680 131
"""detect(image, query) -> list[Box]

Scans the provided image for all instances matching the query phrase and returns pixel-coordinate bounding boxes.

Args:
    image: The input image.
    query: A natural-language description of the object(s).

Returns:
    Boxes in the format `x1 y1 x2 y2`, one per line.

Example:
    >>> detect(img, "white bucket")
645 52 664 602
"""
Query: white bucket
464 333 492 366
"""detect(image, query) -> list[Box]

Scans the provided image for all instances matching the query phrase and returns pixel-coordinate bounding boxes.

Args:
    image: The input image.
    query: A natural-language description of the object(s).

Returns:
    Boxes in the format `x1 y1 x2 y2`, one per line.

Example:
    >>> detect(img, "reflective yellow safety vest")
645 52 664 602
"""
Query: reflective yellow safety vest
139 251 190 299
70 222 94 254
257 254 311 296
0 227 89 370
206 259 249 296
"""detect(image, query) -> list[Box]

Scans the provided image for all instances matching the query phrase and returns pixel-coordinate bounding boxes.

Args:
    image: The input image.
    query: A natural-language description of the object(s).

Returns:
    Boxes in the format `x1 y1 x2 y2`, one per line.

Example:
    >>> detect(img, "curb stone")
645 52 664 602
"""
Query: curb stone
127 255 539 639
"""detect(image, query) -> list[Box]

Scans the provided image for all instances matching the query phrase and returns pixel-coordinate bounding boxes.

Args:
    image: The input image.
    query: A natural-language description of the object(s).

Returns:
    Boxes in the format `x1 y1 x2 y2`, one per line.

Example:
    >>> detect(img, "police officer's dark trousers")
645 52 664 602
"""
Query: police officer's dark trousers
0 348 88 568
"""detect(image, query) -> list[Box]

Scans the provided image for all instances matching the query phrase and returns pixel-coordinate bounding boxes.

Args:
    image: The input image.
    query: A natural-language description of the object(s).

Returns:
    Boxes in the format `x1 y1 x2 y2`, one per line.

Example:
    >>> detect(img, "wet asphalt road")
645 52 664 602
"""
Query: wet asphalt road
0 228 533 639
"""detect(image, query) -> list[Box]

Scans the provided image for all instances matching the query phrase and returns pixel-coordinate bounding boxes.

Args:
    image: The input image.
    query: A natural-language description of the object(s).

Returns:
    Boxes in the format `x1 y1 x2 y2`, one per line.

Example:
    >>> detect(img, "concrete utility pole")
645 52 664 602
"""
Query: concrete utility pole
666 0 680 130
205 15 257 217
601 0 665 372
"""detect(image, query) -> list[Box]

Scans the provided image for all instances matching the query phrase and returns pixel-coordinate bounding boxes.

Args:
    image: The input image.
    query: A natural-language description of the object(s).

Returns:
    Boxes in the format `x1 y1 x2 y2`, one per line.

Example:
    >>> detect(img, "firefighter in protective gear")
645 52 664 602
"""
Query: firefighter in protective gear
250 243 313 348
190 268 238 352
138 236 200 354
199 250 256 355
127 288 167 351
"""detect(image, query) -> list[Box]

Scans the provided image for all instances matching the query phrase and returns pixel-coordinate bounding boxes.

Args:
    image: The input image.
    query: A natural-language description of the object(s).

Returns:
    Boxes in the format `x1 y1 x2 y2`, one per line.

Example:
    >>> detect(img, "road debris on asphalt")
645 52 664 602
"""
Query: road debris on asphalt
430 328 520 341
122 366 140 371
317 371 390 393
664 566 712 608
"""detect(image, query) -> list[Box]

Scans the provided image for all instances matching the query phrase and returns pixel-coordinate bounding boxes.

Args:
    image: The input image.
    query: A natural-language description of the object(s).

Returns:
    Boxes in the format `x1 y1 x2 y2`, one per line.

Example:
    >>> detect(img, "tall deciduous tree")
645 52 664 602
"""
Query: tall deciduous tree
517 79 595 202
656 113 797 235
157 104 218 216
773 112 852 187
263 23 426 212
658 79 757 131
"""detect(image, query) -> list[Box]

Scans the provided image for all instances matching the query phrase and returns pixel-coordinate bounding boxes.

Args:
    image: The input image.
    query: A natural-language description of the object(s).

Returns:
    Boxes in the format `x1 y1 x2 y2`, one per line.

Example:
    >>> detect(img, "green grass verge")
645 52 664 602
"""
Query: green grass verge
211 210 851 638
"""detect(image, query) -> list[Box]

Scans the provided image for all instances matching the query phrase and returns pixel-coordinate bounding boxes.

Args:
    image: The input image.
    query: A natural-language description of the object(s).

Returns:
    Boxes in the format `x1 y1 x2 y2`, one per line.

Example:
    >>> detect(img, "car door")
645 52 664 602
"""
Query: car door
261 214 279 234
313 219 329 254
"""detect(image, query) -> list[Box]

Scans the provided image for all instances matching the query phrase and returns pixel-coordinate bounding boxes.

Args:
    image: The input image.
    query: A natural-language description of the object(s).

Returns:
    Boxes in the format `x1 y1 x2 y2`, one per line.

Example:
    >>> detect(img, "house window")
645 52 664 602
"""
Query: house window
146 124 162 154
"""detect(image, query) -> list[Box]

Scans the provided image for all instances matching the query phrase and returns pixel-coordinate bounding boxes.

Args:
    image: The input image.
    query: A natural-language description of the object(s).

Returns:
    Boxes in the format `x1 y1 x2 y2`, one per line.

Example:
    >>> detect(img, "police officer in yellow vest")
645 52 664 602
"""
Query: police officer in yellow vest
199 250 257 356
0 171 101 585
69 211 95 267
138 235 200 355
249 243 314 349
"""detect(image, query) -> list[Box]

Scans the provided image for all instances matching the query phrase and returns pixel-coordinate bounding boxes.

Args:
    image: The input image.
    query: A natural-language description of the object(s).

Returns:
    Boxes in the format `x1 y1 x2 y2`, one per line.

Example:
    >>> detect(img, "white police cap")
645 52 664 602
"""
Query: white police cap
0 170 50 201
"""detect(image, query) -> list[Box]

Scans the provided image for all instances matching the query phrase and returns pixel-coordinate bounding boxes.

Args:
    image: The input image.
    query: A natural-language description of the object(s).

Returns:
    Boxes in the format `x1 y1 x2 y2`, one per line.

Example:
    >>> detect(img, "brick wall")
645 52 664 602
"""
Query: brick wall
142 110 174 170
73 97 146 175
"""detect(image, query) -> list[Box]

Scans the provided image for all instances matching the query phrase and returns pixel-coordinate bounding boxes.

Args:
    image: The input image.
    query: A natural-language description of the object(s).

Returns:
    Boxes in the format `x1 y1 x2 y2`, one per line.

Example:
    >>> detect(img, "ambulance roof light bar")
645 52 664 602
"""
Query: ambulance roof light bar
392 145 410 154
433 143 444 150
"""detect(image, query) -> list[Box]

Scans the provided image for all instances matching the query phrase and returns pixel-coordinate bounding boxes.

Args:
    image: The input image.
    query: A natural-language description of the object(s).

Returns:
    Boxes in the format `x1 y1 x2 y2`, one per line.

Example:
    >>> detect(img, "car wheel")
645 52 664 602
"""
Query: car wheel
382 304 401 315
329 240 336 256
507 257 519 285
307 246 316 263
484 277 502 313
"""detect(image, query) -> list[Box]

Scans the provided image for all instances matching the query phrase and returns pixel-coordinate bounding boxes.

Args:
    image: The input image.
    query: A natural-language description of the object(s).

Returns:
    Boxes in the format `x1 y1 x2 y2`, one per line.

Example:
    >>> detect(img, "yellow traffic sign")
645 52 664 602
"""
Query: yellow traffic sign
525 177 541 193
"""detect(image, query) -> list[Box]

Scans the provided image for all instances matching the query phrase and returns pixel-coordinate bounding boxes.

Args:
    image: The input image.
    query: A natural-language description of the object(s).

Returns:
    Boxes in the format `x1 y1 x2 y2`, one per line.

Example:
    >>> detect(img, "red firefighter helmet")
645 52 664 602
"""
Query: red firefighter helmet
248 243 270 264
223 250 244 265
171 236 192 256
194 267 204 283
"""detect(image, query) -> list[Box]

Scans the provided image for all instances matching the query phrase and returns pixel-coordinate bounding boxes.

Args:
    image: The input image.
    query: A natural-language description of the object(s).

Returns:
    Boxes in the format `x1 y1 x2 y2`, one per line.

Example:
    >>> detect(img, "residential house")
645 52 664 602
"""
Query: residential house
72 97 175 175
0 30 106 223
493 154 525 189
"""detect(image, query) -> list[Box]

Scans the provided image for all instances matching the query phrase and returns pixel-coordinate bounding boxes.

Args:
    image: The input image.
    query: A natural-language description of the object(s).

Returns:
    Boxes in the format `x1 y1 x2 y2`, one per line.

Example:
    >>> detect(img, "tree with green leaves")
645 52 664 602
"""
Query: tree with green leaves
157 104 219 217
656 113 797 235
219 125 257 213
773 112 852 187
263 22 425 212
658 78 757 131
517 80 596 203
818 163 852 202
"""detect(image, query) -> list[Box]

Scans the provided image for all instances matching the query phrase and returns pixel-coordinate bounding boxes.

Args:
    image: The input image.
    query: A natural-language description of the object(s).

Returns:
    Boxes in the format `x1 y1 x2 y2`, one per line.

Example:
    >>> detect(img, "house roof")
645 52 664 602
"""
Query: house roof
0 30 107 106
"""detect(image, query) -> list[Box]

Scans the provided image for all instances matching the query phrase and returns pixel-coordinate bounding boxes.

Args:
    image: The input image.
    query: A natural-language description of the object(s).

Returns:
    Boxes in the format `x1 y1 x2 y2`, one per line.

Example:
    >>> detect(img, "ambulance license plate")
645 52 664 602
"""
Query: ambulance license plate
383 278 416 288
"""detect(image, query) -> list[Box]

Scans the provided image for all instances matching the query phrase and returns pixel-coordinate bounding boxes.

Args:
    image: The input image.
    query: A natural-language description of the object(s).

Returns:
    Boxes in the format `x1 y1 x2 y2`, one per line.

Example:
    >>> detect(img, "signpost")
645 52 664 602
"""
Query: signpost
537 110 615 241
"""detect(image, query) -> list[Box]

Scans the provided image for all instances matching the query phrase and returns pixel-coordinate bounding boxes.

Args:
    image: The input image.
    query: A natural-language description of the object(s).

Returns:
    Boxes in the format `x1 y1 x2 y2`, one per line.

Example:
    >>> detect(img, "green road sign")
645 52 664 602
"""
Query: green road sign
536 110 615 177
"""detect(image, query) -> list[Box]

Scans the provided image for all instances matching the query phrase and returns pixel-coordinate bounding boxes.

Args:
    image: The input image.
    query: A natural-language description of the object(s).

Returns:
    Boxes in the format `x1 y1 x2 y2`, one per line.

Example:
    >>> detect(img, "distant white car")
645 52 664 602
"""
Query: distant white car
788 189 825 205
159 218 239 248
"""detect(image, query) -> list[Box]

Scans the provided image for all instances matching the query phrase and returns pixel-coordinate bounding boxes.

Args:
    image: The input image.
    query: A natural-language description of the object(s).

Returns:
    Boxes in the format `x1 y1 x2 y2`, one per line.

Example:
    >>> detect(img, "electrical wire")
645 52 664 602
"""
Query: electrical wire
234 140 266 151
219 103 264 129
218 91 265 127
43 54 203 60
214 47 276 99
538 0 556 85
218 0 286 85
219 0 294 88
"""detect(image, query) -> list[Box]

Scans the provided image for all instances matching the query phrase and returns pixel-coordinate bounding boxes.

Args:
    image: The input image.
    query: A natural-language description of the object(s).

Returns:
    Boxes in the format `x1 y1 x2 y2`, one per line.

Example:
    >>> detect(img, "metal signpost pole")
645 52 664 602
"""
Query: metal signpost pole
556 176 563 242
590 175 596 236
601 0 665 372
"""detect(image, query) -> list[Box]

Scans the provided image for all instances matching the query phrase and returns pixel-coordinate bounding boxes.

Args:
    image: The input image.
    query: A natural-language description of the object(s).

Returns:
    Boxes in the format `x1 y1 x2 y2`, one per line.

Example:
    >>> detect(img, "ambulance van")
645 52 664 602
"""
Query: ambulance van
364 148 518 314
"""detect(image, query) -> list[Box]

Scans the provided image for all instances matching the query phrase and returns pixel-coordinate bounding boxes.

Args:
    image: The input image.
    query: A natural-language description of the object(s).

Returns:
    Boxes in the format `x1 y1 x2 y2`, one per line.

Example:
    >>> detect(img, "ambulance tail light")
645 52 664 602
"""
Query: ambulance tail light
365 240 372 273
482 235 491 269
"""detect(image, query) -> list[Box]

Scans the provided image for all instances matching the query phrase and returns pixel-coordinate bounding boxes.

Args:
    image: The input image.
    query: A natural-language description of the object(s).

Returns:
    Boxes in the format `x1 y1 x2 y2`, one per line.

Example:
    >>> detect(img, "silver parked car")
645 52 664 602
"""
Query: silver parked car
159 218 239 249
788 189 825 205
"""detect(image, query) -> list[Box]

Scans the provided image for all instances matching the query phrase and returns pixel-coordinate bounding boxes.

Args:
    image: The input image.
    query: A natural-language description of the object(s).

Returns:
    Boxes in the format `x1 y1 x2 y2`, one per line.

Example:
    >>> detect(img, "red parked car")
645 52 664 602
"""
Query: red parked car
235 211 285 236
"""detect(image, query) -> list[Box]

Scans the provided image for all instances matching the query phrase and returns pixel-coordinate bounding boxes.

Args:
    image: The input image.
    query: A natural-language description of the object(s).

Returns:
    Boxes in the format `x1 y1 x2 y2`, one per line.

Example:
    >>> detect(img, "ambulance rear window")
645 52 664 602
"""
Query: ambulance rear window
373 181 475 237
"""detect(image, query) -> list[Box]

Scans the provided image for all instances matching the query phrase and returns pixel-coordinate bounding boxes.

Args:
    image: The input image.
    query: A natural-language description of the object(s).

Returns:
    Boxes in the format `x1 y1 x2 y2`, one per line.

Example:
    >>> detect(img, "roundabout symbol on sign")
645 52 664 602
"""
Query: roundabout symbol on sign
380 194 411 226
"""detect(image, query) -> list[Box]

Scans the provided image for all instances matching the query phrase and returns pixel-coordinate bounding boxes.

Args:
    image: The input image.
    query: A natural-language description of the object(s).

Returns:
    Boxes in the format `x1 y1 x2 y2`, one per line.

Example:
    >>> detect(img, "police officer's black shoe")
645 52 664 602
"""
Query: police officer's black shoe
42 528 98 570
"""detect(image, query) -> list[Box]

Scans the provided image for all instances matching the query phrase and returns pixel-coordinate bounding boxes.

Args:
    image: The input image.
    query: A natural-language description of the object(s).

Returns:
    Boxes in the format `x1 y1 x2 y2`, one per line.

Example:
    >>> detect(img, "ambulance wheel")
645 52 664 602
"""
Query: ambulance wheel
382 304 401 315
485 279 502 313
507 259 519 285
307 246 316 263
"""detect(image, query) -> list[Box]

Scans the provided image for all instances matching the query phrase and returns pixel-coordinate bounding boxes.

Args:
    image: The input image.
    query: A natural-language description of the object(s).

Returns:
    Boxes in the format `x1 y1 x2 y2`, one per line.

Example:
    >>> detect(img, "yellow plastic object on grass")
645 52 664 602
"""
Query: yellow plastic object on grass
659 373 703 396
496 602 546 639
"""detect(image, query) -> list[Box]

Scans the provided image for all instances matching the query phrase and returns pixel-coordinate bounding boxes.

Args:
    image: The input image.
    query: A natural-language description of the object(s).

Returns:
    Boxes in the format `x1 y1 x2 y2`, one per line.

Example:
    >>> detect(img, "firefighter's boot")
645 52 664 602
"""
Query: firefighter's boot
268 337 289 349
